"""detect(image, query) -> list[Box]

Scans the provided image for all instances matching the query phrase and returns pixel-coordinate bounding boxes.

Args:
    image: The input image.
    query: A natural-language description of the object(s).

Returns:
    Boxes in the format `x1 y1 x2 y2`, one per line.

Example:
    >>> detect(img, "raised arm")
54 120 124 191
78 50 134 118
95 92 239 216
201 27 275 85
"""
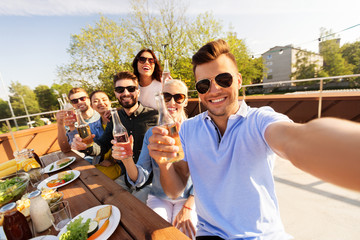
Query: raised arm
148 126 190 199
265 117 360 191
56 110 71 153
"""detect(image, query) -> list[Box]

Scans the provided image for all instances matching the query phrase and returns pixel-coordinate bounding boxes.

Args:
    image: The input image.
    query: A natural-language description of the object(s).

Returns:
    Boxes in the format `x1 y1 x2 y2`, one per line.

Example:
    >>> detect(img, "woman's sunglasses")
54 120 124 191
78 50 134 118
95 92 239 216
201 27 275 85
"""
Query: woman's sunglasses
163 92 186 104
114 86 138 93
70 96 87 104
138 56 155 64
195 72 234 94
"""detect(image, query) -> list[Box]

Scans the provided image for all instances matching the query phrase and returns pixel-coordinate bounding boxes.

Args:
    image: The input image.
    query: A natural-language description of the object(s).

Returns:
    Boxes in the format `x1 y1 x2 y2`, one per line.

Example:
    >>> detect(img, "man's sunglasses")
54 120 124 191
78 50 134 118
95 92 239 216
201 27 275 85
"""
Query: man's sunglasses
114 86 138 94
163 92 186 104
70 96 87 104
138 56 155 64
195 72 234 94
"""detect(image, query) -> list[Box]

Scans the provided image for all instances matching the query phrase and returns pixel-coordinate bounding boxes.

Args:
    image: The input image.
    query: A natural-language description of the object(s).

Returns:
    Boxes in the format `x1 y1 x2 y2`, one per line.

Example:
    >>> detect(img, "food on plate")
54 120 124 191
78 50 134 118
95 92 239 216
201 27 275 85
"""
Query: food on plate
0 160 17 178
46 171 75 188
94 205 112 223
59 216 91 240
87 220 99 237
88 206 112 240
49 164 54 171
0 173 29 207
57 158 73 168
16 189 63 218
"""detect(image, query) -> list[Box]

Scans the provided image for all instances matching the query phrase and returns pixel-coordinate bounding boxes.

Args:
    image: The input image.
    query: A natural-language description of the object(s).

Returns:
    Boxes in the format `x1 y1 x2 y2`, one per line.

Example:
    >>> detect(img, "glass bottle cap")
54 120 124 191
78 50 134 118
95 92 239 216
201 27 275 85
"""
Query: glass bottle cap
0 202 16 213
28 190 41 199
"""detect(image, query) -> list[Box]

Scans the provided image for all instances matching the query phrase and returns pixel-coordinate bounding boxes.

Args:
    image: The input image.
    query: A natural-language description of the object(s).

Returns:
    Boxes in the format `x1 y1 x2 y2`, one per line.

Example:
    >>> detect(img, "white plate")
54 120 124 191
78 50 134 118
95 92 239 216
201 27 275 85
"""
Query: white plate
57 205 121 240
30 235 58 240
37 170 80 190
43 157 76 174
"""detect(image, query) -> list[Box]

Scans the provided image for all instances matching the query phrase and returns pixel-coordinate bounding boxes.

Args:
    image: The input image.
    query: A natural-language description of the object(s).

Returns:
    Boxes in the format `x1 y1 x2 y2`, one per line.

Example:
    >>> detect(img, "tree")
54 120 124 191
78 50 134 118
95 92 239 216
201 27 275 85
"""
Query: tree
341 41 360 74
319 28 353 77
291 50 328 84
8 81 40 125
0 98 11 119
34 85 58 112
57 16 134 98
225 32 264 85
51 83 74 98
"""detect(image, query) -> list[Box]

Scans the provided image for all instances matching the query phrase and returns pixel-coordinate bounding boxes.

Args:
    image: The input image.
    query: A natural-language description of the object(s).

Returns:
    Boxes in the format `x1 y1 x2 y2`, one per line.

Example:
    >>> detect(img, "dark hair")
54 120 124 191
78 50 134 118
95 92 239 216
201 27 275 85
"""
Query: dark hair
113 71 139 86
68 88 88 99
192 39 237 74
89 90 108 104
132 49 162 83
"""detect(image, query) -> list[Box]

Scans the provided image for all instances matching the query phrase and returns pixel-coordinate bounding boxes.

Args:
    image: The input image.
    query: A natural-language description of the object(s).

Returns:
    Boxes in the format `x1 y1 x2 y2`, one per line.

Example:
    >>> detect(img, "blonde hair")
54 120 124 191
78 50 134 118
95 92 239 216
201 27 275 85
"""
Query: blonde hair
163 79 188 121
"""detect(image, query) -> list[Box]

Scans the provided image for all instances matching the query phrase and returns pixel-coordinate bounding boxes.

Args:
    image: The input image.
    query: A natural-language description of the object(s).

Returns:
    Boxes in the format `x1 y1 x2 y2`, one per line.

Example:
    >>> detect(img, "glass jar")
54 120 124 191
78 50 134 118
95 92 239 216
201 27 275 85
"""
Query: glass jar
0 202 32 240
29 190 53 232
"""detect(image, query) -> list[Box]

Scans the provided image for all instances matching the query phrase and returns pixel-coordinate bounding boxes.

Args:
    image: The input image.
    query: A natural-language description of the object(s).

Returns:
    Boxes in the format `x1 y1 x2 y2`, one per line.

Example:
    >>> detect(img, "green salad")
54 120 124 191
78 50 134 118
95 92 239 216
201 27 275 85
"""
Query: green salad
0 176 27 205
60 216 91 240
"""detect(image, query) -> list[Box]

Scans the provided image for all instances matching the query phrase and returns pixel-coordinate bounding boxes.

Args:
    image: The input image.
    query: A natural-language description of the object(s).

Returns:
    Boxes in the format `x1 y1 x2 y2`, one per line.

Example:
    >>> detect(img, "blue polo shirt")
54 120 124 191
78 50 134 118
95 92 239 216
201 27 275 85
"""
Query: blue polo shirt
180 101 293 239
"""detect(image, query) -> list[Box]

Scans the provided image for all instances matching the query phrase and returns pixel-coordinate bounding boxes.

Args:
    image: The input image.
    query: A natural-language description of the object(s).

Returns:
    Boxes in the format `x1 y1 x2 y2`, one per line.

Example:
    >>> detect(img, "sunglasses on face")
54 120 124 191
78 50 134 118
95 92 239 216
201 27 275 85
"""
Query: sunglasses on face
114 86 138 94
163 92 186 104
195 72 234 94
138 56 155 64
70 96 87 104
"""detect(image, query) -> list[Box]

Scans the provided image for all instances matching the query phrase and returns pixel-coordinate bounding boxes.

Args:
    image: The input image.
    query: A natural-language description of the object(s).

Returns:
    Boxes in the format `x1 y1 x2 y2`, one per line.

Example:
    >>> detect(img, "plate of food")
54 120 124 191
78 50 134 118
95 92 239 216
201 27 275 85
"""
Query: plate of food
58 205 120 240
37 170 80 190
43 157 76 174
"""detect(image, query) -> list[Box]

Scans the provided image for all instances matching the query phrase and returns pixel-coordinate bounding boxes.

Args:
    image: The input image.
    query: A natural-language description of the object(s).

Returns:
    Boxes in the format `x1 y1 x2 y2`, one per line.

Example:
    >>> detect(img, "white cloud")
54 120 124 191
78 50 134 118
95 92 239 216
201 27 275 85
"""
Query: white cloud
0 0 131 16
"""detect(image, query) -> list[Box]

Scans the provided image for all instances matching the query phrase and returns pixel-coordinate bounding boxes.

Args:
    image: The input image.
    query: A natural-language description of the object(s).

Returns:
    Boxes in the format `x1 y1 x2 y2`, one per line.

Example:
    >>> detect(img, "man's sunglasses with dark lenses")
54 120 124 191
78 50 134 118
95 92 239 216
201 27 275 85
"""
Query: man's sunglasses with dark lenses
114 86 138 94
138 56 155 64
195 72 234 94
163 92 186 104
70 96 87 104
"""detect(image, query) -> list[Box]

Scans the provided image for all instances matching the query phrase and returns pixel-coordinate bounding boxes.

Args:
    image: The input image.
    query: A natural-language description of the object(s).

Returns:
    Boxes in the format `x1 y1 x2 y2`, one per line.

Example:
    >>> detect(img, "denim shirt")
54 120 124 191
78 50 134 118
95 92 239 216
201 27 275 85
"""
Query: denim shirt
127 127 193 200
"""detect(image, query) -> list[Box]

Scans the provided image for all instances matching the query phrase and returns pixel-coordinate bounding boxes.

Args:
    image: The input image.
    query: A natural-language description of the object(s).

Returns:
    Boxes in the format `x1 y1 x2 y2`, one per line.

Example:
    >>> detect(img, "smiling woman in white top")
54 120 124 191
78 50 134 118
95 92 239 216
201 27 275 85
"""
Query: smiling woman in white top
132 49 163 110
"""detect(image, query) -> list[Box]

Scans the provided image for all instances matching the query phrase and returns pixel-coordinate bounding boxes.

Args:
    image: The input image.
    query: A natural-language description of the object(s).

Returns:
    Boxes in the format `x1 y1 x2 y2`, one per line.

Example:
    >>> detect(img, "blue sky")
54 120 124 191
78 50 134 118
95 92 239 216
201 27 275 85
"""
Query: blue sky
0 0 359 101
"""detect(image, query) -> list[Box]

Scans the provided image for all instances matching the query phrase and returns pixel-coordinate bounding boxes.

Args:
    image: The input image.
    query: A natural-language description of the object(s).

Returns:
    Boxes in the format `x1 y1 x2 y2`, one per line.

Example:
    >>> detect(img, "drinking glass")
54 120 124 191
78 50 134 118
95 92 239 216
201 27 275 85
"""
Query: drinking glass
49 201 72 231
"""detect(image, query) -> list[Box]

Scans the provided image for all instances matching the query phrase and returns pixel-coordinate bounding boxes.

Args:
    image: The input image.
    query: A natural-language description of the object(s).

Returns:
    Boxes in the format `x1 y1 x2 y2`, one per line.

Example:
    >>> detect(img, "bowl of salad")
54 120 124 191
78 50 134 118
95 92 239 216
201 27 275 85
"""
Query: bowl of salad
0 172 30 207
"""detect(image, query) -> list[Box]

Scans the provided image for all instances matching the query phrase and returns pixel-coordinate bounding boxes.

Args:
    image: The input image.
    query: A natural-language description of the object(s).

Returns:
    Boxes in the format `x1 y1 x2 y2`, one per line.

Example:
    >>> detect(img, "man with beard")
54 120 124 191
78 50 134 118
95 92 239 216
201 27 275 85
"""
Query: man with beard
72 71 158 202
57 87 100 153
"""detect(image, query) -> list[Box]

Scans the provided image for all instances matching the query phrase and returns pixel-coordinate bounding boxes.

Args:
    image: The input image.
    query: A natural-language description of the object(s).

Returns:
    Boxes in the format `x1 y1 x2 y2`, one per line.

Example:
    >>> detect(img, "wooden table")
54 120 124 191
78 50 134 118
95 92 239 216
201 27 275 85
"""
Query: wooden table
38 151 189 240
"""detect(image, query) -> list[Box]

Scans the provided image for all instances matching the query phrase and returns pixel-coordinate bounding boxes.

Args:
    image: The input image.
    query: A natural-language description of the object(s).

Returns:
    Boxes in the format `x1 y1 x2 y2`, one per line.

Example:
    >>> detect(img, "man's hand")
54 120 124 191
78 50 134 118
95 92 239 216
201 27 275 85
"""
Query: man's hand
111 135 134 162
148 126 179 164
103 110 111 124
71 134 94 151
56 110 66 126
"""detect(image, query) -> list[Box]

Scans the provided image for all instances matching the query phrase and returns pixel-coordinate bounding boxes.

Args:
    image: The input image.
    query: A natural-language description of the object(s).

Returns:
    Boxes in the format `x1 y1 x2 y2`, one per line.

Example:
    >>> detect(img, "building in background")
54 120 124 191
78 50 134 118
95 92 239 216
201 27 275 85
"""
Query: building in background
262 45 323 91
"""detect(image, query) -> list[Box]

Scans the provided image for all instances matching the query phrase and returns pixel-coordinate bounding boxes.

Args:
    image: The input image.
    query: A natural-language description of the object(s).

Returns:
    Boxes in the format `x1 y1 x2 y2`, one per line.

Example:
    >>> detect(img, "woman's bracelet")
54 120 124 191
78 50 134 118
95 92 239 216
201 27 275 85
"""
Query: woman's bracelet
183 205 192 211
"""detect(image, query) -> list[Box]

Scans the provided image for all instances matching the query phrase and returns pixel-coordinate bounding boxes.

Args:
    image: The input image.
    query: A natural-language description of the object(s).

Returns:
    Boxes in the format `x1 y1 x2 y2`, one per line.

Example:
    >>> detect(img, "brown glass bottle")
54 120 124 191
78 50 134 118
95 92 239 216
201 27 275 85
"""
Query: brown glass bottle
0 202 32 240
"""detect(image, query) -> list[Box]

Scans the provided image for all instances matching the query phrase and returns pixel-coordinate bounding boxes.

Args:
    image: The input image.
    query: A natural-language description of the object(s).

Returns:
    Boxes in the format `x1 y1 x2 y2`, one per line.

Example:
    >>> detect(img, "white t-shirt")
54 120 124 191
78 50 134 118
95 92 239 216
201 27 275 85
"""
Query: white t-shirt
139 80 162 110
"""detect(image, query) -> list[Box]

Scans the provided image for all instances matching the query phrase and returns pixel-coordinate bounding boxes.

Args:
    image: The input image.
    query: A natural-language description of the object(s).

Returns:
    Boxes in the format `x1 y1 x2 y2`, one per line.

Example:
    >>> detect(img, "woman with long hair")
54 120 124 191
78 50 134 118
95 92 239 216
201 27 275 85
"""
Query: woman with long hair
132 49 163 110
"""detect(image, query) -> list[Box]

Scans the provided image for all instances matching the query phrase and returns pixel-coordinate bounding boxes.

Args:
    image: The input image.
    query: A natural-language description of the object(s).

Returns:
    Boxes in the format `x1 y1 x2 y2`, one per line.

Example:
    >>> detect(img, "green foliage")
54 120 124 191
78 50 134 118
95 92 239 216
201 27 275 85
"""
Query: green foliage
34 85 58 112
341 41 360 74
225 32 264 85
320 39 353 77
57 15 135 96
8 81 40 122
291 50 328 84
0 98 11 119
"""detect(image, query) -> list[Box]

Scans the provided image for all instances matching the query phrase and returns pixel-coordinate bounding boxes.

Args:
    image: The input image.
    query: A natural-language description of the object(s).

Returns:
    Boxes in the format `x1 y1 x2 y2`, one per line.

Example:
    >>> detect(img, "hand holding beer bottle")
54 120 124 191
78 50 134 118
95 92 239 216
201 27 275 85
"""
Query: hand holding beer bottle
74 109 93 148
110 108 133 160
154 92 184 163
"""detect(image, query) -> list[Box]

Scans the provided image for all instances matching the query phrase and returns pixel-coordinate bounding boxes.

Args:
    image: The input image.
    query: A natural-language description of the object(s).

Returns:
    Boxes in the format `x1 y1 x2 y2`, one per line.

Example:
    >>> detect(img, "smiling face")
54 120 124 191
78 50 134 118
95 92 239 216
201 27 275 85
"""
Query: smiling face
163 81 188 122
195 54 242 121
137 51 155 79
114 79 139 109
91 92 111 115
69 91 91 113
